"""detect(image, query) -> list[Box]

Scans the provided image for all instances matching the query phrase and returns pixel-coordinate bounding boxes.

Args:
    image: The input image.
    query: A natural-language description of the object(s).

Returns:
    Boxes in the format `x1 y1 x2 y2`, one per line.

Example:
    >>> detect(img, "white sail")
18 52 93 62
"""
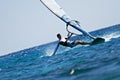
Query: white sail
40 0 95 39
40 0 67 18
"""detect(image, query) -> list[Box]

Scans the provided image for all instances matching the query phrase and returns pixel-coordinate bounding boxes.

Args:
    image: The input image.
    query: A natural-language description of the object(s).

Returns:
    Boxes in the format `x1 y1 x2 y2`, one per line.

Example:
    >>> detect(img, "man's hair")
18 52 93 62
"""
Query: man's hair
57 33 61 39
57 33 61 37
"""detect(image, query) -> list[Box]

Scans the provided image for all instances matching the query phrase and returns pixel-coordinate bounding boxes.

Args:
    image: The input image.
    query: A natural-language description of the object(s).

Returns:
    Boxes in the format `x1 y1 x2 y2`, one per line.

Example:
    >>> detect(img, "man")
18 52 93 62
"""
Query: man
52 33 90 55
57 33 90 48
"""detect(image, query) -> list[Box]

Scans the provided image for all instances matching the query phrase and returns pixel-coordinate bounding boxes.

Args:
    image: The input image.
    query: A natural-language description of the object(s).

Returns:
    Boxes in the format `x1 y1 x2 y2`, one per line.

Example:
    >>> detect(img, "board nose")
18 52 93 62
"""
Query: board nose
91 38 105 45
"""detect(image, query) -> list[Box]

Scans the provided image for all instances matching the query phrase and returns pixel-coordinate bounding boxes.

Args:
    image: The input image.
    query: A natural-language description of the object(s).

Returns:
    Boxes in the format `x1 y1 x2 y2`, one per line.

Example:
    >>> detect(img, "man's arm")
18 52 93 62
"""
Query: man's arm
65 33 74 42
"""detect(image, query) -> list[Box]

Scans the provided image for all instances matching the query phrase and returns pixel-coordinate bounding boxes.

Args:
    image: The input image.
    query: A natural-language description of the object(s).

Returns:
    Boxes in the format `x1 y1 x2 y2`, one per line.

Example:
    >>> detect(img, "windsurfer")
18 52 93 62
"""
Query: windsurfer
57 33 90 48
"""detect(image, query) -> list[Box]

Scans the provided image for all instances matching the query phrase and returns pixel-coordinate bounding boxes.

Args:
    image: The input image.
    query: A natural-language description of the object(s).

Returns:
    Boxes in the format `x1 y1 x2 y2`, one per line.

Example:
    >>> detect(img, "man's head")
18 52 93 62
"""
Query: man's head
57 33 61 40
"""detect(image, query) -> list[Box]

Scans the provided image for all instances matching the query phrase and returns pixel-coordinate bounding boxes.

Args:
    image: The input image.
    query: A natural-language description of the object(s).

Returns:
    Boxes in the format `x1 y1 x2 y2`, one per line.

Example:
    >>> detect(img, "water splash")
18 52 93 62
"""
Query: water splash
103 32 120 41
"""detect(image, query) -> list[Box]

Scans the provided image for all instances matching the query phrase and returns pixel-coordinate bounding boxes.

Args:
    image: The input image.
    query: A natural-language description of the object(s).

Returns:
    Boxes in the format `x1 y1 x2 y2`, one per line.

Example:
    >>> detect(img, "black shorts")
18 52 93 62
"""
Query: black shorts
67 41 77 48
59 41 77 48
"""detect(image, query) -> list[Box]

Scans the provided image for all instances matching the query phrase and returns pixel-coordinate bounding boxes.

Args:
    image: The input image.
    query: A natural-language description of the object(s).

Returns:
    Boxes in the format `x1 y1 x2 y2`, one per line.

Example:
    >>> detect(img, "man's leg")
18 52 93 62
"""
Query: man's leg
75 40 90 45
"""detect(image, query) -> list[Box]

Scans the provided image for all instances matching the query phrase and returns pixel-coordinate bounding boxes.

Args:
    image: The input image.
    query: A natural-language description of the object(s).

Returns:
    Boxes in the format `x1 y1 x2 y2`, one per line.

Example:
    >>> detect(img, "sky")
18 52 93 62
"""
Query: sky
0 0 120 56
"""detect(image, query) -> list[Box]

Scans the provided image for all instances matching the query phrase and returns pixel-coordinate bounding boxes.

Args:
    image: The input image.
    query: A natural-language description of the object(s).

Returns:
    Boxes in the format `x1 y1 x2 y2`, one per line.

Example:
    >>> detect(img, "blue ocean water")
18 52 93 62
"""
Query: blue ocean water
0 24 120 80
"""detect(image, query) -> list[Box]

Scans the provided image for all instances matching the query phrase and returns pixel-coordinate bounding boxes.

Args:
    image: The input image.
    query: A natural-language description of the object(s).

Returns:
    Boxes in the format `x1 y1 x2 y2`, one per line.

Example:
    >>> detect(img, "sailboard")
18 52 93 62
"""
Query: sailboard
40 0 105 43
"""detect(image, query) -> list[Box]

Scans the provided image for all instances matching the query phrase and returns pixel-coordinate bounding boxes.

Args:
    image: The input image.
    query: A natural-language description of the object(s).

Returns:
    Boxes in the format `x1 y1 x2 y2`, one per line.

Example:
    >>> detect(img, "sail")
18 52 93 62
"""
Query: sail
40 0 95 39
40 0 66 18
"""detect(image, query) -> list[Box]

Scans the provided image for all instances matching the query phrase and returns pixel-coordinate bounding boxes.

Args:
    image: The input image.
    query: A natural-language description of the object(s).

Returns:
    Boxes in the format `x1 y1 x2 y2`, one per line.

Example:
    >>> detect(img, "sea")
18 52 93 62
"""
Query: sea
0 24 120 80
